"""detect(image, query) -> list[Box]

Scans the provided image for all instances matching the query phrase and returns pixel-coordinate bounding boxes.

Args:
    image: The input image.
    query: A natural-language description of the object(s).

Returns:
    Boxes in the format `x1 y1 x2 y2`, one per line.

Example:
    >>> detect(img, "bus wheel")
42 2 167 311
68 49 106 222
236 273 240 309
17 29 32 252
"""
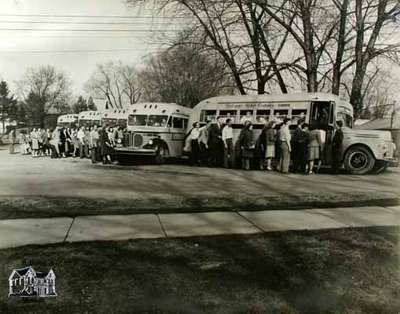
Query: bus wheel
155 146 168 165
344 146 375 175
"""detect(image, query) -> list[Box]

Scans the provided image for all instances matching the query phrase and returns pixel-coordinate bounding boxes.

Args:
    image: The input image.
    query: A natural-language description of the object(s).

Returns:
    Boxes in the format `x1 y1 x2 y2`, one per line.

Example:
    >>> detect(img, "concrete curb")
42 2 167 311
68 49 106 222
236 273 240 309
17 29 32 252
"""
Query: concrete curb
0 195 398 220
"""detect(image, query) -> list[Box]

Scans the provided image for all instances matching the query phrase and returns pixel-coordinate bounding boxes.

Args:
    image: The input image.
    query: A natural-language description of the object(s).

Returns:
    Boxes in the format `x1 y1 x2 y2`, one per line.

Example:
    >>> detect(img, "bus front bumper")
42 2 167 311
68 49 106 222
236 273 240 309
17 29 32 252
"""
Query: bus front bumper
114 147 158 157
383 158 399 167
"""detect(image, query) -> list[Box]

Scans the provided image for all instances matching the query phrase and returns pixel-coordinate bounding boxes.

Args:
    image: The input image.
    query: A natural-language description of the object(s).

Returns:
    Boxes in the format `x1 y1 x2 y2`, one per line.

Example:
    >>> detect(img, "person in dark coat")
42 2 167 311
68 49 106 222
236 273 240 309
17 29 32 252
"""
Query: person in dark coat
291 122 309 173
208 116 224 167
332 120 344 173
100 127 113 164
239 121 255 170
59 127 66 157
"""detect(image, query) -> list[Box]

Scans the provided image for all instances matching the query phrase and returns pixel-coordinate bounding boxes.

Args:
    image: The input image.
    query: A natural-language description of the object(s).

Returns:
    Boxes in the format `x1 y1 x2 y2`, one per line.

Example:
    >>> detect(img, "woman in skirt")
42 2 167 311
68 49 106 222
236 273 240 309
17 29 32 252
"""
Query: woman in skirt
239 121 255 170
31 129 39 157
307 125 323 174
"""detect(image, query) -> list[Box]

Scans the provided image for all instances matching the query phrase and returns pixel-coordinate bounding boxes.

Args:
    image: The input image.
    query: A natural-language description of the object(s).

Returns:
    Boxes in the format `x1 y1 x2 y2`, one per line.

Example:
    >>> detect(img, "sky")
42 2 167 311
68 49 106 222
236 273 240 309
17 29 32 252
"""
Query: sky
0 0 181 104
0 0 399 108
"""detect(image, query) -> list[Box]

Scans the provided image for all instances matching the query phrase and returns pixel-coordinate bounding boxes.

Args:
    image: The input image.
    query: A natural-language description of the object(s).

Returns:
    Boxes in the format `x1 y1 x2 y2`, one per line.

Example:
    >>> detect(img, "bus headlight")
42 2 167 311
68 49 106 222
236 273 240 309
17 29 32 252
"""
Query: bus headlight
148 139 154 145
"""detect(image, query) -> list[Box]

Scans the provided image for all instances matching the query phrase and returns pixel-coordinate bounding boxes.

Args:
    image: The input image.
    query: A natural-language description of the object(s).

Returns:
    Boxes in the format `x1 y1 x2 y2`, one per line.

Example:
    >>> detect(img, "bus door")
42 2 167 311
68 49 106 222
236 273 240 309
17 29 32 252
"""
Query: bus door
310 101 335 165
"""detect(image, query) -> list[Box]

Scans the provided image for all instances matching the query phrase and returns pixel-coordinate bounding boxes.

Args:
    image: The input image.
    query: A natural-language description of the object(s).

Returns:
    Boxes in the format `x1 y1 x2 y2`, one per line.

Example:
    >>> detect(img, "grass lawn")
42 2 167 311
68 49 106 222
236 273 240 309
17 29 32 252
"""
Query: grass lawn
0 227 399 314
0 195 398 220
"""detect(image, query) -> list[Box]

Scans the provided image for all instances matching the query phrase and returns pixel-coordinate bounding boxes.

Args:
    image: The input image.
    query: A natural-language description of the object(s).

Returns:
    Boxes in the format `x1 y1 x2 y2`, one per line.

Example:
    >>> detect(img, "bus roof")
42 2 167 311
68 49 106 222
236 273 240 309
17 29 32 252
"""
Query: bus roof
127 102 192 117
78 111 104 120
195 92 352 110
102 108 130 119
57 114 78 123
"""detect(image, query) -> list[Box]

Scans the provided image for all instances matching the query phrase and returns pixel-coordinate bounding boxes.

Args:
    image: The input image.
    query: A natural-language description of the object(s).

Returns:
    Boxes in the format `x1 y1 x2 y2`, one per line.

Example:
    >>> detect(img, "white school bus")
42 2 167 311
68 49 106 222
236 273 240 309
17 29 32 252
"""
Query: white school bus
57 114 78 128
78 111 103 128
101 108 129 128
114 103 192 163
190 93 397 174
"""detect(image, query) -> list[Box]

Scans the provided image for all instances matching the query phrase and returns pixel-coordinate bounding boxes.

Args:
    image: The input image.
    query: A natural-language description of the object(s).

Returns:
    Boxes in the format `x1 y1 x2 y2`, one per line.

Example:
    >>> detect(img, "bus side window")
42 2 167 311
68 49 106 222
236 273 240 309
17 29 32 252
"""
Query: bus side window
173 117 184 129
200 110 217 122
256 110 270 124
219 110 237 123
292 109 307 124
273 109 289 122
239 110 254 124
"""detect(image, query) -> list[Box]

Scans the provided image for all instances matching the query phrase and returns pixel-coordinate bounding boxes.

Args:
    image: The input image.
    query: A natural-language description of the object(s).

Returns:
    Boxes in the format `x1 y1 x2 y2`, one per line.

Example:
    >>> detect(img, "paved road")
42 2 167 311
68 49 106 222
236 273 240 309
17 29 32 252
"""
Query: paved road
0 205 398 249
0 149 399 200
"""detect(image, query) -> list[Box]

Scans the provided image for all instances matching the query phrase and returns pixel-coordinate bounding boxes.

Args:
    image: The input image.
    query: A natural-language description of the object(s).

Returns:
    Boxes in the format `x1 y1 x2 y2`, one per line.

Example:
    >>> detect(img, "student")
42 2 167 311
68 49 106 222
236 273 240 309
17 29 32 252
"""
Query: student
279 118 292 173
307 125 324 174
332 120 344 173
292 122 309 173
89 125 100 164
222 118 234 168
258 121 276 171
8 129 16 154
77 126 86 159
50 127 61 158
208 116 224 167
31 128 39 158
189 122 201 165
239 120 255 170
100 126 113 164
199 120 211 166
19 131 28 155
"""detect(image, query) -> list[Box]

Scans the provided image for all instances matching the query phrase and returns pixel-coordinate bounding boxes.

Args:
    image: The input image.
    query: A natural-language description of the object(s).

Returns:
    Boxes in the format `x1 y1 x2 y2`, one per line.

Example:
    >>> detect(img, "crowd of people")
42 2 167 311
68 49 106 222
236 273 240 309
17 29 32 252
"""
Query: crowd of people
8 116 344 174
185 117 344 174
9 125 126 164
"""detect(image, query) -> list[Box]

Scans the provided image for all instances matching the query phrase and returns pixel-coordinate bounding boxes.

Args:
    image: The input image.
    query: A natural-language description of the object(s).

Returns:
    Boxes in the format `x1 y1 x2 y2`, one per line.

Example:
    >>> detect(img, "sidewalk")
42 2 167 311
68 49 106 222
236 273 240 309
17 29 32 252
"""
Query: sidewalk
0 205 398 250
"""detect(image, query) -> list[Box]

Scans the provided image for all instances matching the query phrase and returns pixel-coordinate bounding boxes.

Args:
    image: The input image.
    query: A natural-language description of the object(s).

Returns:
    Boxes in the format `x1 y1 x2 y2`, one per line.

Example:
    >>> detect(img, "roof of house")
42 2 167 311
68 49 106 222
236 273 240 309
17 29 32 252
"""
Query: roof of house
35 272 49 279
355 115 400 130
14 266 33 276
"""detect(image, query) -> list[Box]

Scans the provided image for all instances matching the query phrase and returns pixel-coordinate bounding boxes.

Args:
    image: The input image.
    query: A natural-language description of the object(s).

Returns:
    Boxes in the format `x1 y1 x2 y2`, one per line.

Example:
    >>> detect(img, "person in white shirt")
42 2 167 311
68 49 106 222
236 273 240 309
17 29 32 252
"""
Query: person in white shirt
222 118 234 168
279 118 292 173
77 126 86 159
189 122 201 165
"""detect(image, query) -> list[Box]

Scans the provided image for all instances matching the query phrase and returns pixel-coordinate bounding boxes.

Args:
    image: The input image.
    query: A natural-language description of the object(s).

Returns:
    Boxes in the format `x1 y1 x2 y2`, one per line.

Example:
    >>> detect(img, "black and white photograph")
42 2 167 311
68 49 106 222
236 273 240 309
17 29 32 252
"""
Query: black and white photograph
0 0 399 313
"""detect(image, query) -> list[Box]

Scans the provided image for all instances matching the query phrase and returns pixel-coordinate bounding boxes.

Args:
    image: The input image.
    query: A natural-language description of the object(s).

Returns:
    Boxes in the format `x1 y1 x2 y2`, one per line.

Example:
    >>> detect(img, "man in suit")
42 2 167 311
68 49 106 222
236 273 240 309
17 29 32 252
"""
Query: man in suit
291 122 308 173
208 116 224 167
332 120 344 173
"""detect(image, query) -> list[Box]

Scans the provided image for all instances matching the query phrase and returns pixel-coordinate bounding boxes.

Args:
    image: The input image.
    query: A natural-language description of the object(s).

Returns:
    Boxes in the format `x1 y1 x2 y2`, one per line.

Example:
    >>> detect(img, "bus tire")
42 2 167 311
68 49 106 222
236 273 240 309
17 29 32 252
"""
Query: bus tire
344 146 375 175
155 145 169 165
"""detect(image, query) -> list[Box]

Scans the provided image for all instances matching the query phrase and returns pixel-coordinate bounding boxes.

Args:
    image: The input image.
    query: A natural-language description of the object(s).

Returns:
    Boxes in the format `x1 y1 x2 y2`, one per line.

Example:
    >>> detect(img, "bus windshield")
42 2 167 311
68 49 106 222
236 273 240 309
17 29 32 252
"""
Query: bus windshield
337 112 353 128
128 114 169 127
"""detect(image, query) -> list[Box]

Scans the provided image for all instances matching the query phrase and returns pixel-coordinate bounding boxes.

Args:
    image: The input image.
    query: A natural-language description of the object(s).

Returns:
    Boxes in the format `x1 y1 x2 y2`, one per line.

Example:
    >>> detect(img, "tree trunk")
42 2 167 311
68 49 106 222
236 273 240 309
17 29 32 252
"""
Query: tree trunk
332 0 350 95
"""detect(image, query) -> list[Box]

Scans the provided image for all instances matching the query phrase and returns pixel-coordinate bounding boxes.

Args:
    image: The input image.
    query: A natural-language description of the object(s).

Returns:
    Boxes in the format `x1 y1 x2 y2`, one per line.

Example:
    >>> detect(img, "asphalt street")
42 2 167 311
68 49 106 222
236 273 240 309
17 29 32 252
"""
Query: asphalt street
0 147 399 218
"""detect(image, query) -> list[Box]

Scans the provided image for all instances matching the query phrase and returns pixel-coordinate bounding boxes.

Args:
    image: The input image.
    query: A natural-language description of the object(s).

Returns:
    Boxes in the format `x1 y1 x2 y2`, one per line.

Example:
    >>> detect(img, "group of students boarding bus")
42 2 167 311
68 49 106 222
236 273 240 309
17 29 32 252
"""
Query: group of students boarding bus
11 93 397 175
184 115 344 174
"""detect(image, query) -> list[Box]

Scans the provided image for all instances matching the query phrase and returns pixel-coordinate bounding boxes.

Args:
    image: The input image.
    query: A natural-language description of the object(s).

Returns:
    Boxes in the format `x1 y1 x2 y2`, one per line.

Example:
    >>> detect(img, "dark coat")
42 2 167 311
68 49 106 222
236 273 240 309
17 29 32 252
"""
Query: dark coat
239 128 255 158
208 123 222 145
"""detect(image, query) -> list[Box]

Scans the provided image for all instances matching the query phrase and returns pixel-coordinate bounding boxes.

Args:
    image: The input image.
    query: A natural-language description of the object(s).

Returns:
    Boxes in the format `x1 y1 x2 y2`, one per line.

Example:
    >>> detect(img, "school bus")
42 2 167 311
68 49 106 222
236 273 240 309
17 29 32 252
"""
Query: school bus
78 111 103 127
101 108 129 128
189 93 397 174
57 114 78 128
114 103 192 163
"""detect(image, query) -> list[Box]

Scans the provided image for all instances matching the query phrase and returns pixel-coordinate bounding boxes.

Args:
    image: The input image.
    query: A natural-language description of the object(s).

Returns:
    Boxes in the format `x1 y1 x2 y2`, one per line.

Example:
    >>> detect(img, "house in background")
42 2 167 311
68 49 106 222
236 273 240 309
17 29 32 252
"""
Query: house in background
9 266 57 298
356 111 400 157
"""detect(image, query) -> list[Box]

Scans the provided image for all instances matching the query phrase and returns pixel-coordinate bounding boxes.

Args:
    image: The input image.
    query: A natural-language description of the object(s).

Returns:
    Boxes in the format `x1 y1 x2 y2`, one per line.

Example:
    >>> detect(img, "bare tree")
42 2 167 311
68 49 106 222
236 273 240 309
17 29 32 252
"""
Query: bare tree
139 44 234 107
128 0 303 95
17 65 71 126
85 61 141 109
